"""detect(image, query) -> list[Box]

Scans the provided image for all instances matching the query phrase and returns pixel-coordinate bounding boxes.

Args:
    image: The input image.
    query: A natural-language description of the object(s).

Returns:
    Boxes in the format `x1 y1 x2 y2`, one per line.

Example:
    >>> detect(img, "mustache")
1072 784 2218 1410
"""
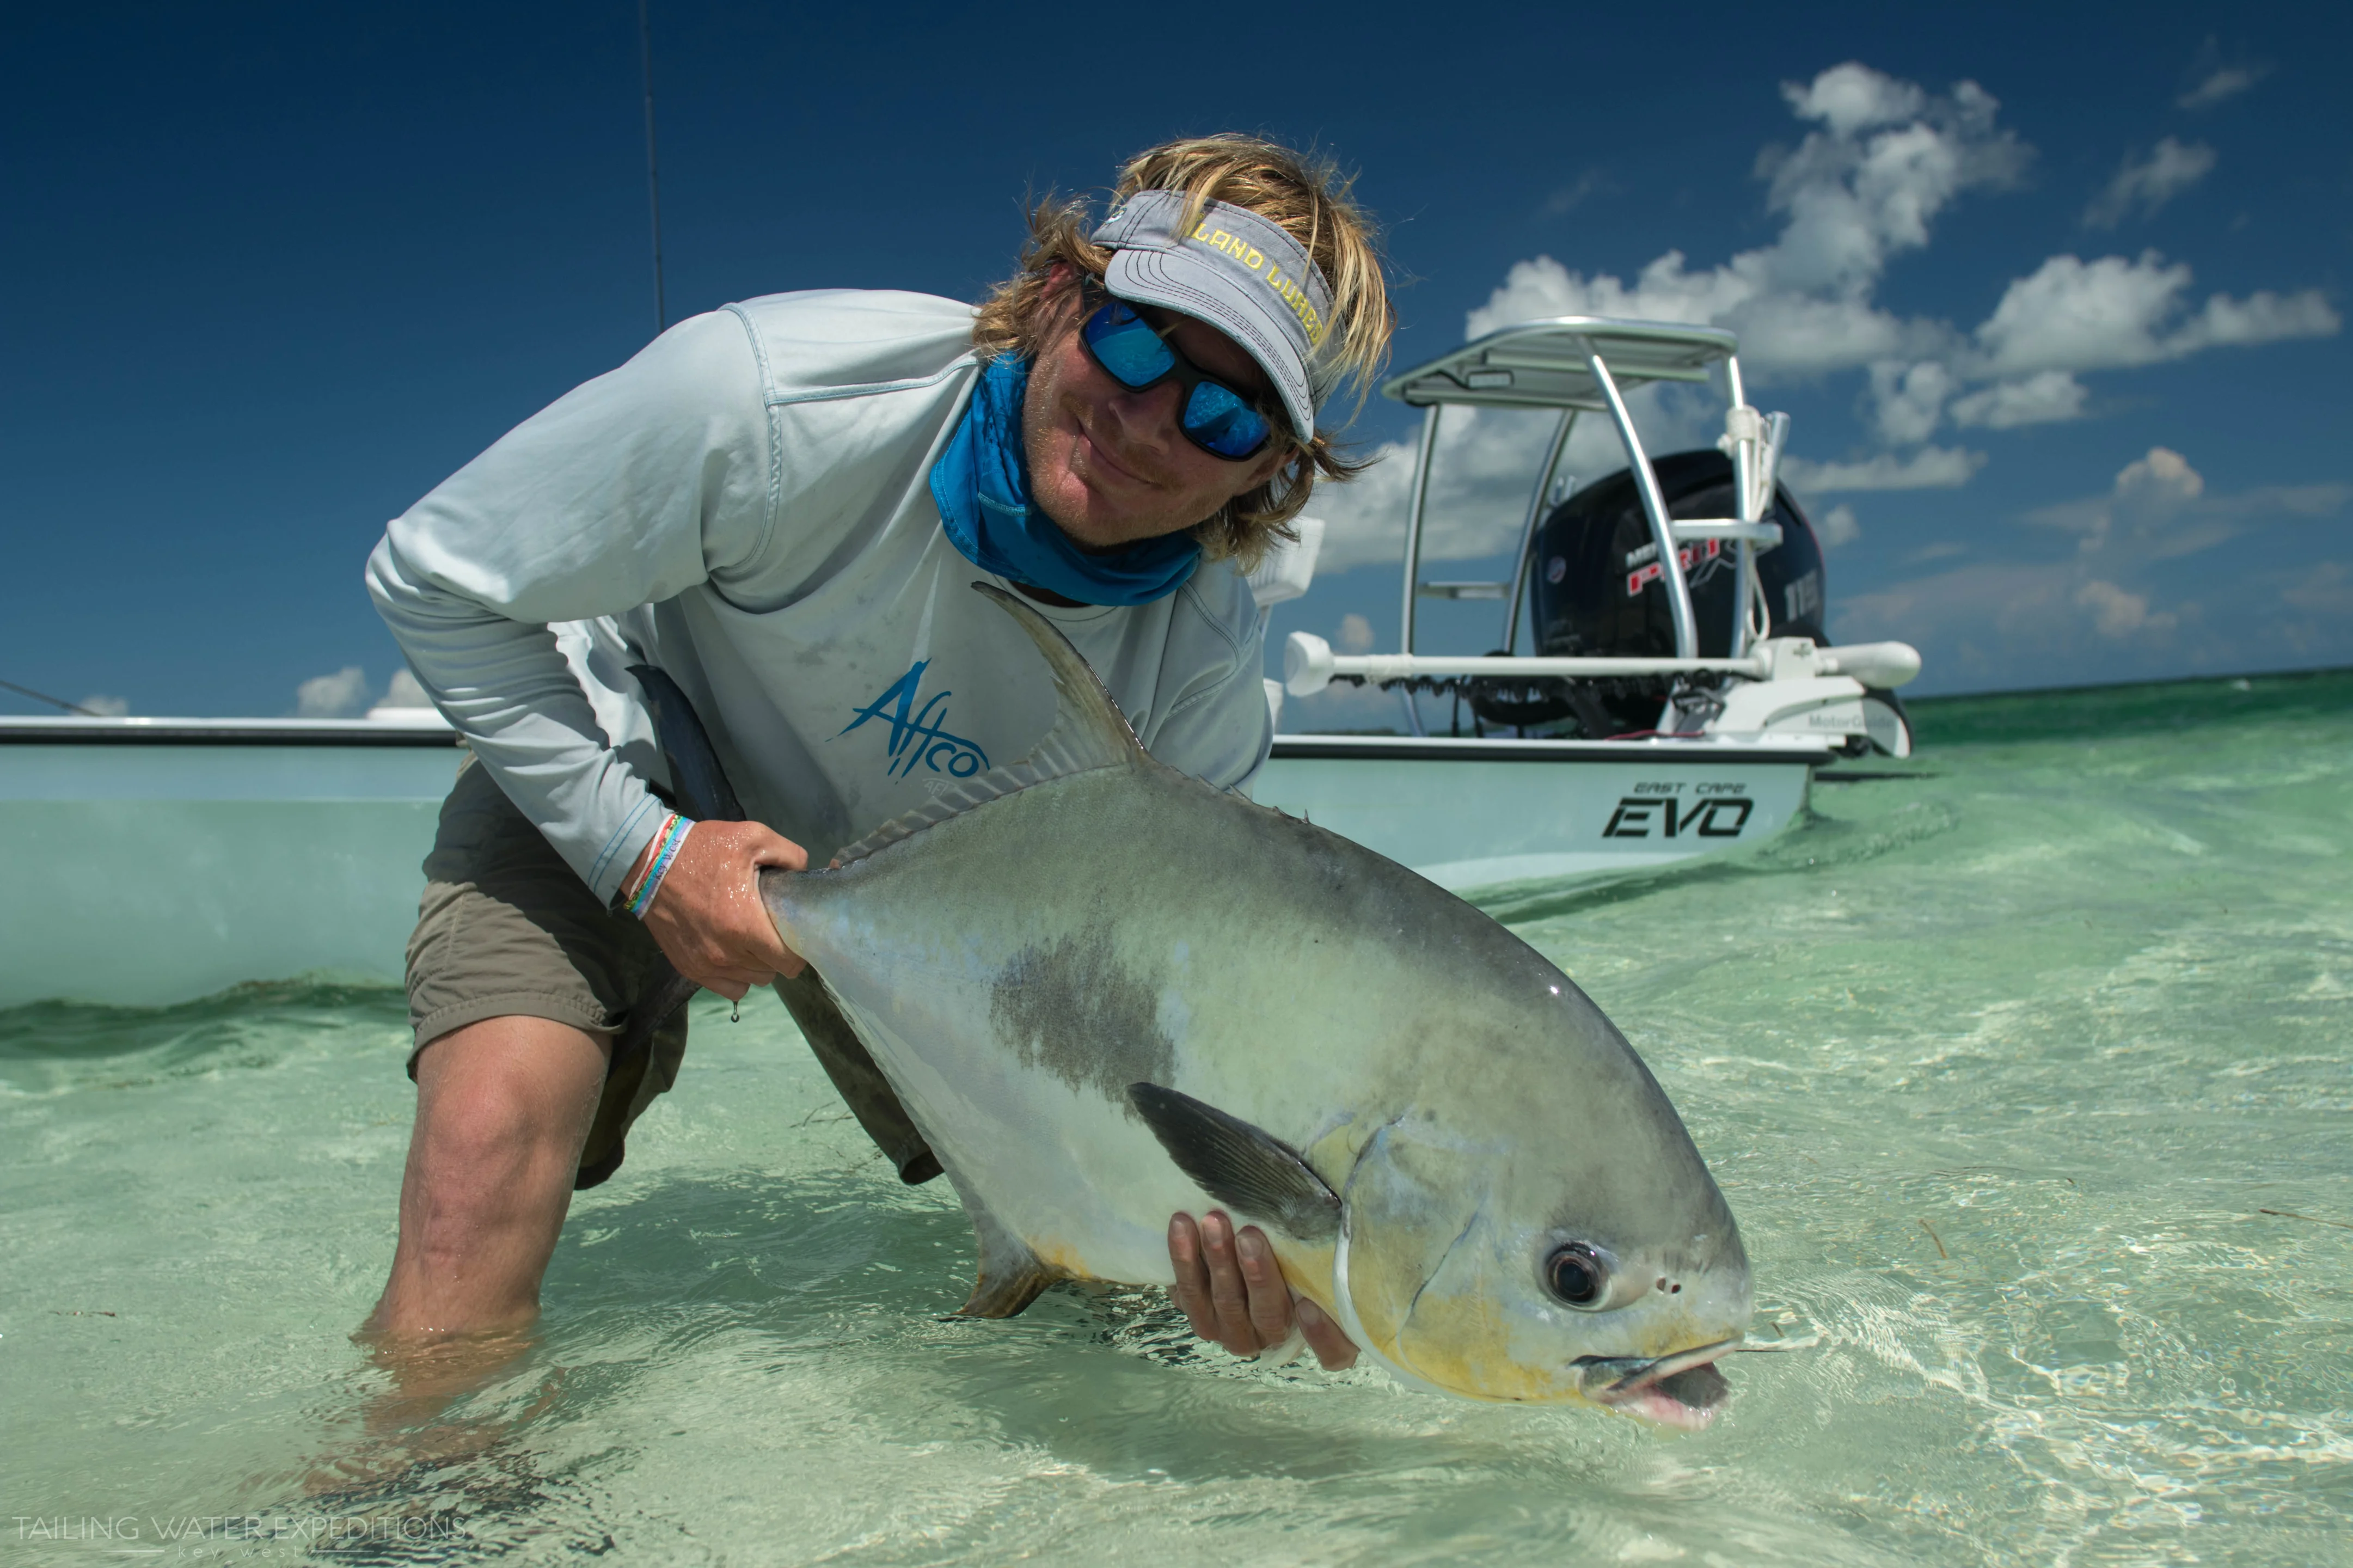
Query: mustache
1067 397 1178 488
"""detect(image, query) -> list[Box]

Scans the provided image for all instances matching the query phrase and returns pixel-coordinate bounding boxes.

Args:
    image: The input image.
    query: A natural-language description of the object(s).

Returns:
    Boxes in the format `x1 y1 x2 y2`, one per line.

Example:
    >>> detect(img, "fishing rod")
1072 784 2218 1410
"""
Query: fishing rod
0 677 99 715
638 0 667 333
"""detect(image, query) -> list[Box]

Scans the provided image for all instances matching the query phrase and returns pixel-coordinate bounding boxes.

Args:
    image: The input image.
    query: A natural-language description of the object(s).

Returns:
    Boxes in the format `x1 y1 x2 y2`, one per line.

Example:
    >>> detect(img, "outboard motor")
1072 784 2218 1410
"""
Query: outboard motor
1472 450 1839 737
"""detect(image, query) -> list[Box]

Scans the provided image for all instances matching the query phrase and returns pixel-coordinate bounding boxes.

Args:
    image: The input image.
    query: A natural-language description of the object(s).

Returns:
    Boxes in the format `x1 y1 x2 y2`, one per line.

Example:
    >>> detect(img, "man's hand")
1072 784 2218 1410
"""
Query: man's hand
1167 1210 1358 1370
636 820 808 996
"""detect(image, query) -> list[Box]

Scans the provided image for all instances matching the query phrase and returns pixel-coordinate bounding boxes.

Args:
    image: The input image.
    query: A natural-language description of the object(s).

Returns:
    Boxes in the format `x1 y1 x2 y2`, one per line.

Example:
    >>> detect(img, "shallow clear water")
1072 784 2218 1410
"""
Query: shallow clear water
6 671 2350 1566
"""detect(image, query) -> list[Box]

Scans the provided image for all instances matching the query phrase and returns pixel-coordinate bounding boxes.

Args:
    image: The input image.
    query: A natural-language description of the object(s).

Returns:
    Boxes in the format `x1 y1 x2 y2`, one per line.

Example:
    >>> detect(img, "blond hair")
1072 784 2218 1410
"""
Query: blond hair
973 134 1394 569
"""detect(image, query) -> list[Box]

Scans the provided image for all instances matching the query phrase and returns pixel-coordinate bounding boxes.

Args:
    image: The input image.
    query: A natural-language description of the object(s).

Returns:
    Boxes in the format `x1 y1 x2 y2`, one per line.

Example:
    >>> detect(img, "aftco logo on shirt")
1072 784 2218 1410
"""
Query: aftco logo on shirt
836 660 991 780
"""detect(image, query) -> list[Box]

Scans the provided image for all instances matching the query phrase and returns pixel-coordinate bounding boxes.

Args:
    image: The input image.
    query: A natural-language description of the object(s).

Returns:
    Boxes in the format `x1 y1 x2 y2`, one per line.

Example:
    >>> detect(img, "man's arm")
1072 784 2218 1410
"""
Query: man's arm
367 310 776 904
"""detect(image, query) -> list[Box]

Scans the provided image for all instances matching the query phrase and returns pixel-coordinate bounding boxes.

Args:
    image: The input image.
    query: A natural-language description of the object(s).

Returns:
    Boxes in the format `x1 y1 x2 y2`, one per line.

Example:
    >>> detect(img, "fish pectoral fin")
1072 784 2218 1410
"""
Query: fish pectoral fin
957 1198 1065 1319
1128 1083 1341 1242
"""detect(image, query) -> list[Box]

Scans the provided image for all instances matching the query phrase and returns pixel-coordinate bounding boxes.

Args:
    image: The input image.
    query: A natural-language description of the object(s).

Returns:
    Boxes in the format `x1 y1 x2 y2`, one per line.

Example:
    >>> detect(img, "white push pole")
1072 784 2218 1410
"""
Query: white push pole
1724 355 1762 659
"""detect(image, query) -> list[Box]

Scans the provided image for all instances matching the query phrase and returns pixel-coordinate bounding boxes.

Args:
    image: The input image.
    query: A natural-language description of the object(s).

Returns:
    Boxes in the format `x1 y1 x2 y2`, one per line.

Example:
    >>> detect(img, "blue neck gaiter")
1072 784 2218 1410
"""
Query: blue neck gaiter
930 356 1201 607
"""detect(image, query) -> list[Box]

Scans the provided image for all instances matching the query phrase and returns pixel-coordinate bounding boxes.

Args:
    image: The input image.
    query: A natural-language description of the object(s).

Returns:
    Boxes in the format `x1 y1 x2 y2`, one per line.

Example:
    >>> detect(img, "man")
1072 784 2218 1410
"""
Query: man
363 135 1391 1373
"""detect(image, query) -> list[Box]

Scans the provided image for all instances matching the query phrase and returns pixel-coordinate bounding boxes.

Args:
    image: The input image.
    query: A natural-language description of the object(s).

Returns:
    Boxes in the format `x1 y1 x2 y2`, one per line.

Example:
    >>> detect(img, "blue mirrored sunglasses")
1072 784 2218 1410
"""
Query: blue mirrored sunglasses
1079 297 1278 461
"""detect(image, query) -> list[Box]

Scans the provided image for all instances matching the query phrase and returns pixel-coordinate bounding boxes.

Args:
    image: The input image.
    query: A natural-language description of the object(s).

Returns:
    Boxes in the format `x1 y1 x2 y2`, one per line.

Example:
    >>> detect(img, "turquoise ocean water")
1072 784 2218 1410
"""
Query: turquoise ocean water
5 670 2349 1565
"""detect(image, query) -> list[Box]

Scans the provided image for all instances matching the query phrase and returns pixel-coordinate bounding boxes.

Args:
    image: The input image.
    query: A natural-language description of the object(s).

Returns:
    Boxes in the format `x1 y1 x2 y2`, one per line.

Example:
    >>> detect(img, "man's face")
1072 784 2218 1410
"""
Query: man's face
1022 267 1295 553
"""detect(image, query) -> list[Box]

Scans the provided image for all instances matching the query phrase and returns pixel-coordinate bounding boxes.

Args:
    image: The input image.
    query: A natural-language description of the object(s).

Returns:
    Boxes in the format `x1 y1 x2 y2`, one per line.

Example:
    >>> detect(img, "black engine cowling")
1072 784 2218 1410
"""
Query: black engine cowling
1469 449 1828 734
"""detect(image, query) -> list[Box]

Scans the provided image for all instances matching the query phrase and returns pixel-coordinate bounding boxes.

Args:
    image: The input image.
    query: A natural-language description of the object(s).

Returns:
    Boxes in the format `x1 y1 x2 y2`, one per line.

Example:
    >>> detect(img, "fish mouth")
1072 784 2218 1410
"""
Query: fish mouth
1574 1336 1742 1431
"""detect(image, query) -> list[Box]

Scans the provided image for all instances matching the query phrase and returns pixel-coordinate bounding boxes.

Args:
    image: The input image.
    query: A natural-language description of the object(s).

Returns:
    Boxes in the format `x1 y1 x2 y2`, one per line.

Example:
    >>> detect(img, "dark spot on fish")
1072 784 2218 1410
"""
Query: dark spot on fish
990 930 1174 1112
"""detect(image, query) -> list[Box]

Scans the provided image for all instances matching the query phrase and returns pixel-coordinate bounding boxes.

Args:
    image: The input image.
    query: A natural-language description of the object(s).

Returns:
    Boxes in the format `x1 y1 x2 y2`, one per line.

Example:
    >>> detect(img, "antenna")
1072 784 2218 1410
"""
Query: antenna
0 677 99 716
638 0 667 333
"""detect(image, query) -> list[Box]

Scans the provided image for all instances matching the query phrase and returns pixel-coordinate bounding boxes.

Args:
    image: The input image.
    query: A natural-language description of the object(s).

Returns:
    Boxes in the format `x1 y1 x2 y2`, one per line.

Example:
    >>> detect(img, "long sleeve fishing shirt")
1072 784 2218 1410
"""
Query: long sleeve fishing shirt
367 289 1272 905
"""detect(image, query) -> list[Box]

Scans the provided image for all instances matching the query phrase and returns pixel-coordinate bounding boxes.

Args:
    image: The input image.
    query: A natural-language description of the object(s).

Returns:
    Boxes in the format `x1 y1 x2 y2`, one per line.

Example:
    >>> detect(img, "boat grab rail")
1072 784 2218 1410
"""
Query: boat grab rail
1282 634 1922 699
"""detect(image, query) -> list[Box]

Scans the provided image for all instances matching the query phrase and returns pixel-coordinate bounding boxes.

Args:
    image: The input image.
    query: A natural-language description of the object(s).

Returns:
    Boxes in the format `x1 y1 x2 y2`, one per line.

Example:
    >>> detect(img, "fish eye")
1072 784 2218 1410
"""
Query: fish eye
1545 1242 1610 1309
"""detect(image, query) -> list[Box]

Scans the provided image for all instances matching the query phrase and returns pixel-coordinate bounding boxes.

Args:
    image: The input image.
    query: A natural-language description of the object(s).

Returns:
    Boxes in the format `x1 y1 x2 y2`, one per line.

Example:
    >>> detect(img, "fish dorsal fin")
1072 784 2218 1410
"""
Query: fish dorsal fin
1129 1083 1342 1242
974 581 1150 773
832 581 1149 867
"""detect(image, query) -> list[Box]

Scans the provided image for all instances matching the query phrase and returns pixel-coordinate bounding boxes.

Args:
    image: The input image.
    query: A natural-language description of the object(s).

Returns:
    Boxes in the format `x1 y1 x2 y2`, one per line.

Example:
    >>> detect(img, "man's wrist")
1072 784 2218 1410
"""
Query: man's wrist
620 812 695 918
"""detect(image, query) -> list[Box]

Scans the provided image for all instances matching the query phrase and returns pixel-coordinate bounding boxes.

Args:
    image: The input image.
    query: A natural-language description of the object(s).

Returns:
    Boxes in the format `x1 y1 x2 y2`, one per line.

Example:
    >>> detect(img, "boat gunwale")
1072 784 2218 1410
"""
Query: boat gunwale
2 718 1835 764
0 718 462 748
1269 733 1833 764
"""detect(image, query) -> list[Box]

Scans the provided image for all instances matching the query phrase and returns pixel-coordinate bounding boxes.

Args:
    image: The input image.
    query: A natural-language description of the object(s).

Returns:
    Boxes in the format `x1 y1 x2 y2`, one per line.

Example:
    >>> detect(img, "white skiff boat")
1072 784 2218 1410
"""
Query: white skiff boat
0 316 1919 1009
1249 315 1918 891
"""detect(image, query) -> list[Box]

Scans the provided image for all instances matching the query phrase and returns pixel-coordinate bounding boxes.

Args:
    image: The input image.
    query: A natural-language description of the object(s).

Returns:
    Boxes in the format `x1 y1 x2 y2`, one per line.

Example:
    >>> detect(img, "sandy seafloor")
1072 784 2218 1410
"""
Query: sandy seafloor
4 669 2348 1566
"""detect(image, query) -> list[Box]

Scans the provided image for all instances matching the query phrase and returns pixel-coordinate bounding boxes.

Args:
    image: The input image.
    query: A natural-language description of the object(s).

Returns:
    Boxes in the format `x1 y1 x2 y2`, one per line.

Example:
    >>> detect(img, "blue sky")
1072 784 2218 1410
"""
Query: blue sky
4 2 2345 719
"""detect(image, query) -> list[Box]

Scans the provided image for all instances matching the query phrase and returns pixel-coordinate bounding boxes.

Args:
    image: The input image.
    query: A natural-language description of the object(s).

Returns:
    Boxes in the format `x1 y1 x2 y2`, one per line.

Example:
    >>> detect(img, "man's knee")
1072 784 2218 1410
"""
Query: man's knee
414 1075 562 1196
408 1016 609 1212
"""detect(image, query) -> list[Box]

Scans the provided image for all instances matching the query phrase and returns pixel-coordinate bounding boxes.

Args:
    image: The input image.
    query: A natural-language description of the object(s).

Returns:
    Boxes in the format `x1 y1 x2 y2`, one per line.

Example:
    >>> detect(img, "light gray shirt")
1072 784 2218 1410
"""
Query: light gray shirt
367 289 1271 903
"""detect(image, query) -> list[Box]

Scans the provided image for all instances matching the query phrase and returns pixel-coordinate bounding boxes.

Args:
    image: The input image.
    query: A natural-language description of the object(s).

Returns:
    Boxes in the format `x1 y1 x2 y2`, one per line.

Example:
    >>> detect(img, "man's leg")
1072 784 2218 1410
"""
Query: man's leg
366 1016 611 1336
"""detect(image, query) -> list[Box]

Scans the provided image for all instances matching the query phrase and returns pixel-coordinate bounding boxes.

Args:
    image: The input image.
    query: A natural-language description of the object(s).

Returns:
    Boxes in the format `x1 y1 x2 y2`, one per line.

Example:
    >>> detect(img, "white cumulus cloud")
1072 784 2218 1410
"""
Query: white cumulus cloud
1781 445 1987 493
1541 168 1611 216
1836 560 2195 671
1316 60 2340 577
2084 138 2217 229
1819 504 1862 548
1974 253 2339 377
1781 60 1926 134
2074 579 2176 638
1867 359 1958 445
2282 562 2353 615
1950 370 2089 429
2024 446 2350 559
2178 63 2266 111
77 694 131 716
1463 64 2023 381
378 669 432 709
296 665 371 718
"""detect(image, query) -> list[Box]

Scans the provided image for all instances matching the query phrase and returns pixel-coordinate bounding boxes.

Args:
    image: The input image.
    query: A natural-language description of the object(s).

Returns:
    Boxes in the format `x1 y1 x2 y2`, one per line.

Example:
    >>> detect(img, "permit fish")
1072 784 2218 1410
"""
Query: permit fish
752 584 1751 1426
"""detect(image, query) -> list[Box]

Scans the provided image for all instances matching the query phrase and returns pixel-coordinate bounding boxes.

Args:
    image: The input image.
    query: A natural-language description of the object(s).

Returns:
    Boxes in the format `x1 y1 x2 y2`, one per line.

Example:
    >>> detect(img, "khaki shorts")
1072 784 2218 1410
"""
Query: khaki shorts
405 756 937 1191
405 756 690 1188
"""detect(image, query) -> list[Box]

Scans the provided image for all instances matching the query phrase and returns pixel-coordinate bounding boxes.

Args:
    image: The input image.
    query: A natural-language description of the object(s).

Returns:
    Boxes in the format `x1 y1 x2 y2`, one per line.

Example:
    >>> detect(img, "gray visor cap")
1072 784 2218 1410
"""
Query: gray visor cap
1090 191 1334 444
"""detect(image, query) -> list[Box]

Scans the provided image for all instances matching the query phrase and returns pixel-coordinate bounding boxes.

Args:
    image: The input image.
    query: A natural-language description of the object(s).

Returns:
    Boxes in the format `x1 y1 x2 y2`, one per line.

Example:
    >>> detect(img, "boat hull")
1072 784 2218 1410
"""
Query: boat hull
1 722 1827 1007
3 730 462 1008
1260 734 1823 892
